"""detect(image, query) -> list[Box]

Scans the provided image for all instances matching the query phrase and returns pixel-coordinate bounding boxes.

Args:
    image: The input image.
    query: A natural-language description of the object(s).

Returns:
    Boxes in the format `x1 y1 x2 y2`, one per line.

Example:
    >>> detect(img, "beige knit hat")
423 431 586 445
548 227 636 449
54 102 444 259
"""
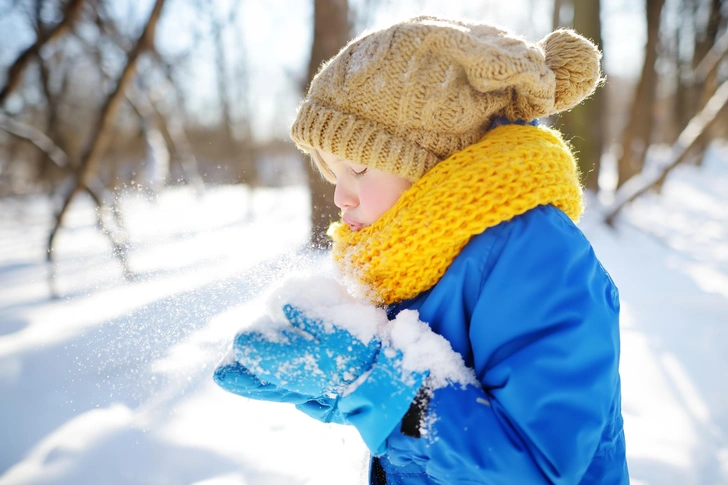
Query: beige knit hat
291 16 602 183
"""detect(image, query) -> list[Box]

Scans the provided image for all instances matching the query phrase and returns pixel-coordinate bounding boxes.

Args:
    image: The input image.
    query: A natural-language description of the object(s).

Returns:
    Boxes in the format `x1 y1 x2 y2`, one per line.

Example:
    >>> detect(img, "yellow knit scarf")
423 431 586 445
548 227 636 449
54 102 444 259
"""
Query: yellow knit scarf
329 124 584 305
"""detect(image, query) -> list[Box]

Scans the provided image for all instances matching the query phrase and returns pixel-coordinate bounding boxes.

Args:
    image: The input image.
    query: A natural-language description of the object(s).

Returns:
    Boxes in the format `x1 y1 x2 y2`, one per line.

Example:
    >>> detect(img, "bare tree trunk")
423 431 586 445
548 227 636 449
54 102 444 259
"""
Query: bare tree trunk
149 51 205 190
147 93 205 191
210 7 257 190
0 137 22 195
0 113 132 290
36 54 60 183
615 0 665 189
230 2 258 193
673 2 691 137
558 0 603 192
688 0 723 166
211 10 237 168
672 0 698 138
90 9 205 193
34 0 59 186
36 50 74 184
48 0 166 274
306 0 350 248
692 0 723 83
0 0 85 106
605 77 728 225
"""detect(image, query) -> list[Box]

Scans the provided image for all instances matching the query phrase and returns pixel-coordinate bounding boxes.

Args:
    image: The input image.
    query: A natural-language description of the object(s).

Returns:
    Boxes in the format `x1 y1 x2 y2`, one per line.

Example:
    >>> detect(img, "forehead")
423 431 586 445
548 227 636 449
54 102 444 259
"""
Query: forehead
316 150 365 168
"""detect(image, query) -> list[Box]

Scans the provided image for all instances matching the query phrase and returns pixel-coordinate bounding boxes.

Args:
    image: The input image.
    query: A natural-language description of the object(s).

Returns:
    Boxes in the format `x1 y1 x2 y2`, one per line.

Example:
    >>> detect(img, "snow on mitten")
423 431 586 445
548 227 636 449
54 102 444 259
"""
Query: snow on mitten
338 309 478 454
214 356 314 404
232 304 381 397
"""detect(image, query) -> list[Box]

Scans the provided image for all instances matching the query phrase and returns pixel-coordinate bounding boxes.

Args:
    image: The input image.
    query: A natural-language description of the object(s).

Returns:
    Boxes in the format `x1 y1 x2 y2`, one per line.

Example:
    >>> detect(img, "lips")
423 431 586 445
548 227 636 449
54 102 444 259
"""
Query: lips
342 214 364 231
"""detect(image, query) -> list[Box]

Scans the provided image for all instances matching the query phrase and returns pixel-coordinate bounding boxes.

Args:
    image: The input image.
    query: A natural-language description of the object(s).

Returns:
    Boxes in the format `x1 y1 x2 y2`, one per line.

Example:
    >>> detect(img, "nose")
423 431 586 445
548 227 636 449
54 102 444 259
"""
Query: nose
333 181 358 210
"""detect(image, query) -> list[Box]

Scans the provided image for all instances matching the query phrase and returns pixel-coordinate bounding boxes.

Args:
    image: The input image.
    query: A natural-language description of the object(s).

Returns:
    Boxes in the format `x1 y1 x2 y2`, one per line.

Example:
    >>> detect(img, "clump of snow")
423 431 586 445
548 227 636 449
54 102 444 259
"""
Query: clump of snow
234 275 478 392
242 313 292 345
386 309 479 389
265 274 385 344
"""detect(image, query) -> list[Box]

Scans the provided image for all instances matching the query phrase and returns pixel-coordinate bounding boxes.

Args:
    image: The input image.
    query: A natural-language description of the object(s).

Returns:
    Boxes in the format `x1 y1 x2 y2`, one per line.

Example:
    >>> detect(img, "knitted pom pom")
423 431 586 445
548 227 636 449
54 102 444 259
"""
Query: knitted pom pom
539 29 602 112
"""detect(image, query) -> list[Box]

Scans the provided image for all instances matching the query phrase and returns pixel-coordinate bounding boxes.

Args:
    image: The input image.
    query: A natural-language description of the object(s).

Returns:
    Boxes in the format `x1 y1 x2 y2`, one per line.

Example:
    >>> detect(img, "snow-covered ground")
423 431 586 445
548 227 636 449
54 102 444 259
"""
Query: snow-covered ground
1 144 727 484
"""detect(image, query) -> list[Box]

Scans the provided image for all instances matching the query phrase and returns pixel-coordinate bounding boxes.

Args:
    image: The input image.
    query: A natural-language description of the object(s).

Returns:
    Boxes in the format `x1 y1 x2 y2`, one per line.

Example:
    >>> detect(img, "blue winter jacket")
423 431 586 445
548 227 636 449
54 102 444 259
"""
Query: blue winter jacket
215 205 629 484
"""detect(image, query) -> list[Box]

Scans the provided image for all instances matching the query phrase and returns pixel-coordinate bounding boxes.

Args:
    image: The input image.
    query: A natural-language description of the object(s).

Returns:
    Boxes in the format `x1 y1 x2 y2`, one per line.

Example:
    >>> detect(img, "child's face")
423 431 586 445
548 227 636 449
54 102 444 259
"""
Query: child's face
317 150 412 231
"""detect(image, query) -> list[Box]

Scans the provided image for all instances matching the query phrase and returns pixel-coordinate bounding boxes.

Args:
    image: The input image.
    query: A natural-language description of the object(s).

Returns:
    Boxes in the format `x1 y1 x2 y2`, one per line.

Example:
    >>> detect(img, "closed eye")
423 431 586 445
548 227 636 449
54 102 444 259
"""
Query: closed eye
351 167 368 177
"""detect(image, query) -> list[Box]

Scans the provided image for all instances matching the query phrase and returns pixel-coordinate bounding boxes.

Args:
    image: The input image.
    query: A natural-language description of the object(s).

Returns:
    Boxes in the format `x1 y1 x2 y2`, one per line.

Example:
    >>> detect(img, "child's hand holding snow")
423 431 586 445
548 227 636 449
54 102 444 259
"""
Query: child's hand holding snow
215 275 478 452
233 304 382 396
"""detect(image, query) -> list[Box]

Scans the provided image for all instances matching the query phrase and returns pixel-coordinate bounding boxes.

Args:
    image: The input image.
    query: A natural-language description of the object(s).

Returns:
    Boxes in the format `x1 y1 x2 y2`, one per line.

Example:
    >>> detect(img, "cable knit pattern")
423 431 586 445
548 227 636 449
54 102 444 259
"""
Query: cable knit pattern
291 16 602 183
329 124 583 305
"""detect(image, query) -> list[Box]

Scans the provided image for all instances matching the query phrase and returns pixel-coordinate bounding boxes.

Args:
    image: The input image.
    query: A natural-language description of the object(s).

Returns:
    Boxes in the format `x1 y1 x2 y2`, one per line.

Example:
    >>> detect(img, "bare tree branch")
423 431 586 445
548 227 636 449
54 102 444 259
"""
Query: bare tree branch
48 0 167 268
90 8 204 190
35 46 73 178
605 77 728 225
0 111 132 291
143 88 206 190
76 0 166 187
614 0 665 188
0 112 69 168
0 112 109 197
0 0 86 106
693 27 728 85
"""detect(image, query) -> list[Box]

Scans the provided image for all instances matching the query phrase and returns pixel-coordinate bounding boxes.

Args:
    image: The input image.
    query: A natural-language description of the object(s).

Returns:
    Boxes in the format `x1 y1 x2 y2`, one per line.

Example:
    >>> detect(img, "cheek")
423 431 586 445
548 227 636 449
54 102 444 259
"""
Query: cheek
359 178 408 219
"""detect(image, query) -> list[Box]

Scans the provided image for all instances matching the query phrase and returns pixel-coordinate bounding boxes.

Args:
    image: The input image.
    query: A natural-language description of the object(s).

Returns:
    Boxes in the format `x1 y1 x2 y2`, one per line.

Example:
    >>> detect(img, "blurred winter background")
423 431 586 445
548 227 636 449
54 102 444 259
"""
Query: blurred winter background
0 0 727 483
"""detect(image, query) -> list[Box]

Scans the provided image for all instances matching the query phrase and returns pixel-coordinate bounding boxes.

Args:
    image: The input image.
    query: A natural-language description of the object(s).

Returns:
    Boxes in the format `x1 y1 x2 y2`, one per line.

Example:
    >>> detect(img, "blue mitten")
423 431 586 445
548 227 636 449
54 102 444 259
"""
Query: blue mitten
213 359 312 403
213 359 345 424
225 302 432 454
338 347 429 454
232 304 381 397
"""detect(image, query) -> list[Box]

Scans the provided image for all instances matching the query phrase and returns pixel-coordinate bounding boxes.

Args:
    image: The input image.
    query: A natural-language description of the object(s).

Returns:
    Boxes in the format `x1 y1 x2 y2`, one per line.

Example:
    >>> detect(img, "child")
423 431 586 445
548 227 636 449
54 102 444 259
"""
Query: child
215 16 628 484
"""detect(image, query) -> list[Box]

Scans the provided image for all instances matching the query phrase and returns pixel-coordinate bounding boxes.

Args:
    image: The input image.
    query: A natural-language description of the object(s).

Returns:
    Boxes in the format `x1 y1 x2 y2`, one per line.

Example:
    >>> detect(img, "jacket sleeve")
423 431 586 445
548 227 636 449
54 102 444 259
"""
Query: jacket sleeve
384 209 622 483
213 360 345 424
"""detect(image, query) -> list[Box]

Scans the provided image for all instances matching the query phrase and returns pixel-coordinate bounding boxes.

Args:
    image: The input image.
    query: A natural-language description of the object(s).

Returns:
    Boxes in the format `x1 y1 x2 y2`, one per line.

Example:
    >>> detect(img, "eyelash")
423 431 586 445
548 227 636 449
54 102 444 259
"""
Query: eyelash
352 167 368 177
